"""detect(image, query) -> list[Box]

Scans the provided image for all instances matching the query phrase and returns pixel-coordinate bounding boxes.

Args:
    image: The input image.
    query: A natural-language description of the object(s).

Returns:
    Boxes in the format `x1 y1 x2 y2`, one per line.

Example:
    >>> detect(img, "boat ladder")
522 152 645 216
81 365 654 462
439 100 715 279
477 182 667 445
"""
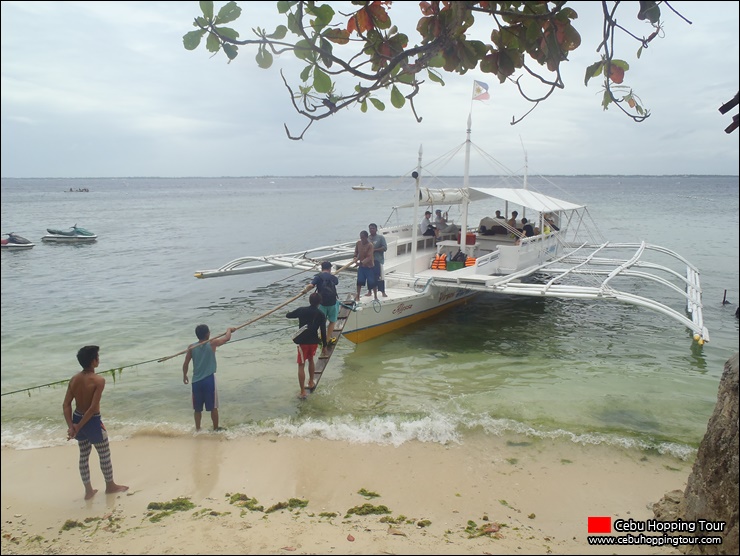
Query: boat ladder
311 294 354 392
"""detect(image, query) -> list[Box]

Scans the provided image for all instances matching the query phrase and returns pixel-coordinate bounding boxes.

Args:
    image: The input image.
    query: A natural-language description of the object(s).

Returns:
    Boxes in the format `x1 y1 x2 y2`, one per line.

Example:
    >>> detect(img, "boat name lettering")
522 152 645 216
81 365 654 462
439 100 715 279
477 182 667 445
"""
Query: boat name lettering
438 291 457 303
392 303 413 315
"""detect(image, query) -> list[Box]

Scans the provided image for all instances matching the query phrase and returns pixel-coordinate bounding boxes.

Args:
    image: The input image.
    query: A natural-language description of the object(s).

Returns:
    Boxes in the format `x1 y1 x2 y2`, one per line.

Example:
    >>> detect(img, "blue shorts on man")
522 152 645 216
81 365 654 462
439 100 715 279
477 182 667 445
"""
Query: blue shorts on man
192 373 218 412
72 410 108 444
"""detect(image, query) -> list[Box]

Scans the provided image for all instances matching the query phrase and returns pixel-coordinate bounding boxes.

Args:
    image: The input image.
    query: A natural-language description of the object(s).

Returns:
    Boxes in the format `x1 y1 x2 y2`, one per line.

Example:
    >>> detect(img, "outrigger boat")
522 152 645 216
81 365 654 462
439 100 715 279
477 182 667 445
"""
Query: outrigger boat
194 116 708 346
41 224 97 243
1 232 35 250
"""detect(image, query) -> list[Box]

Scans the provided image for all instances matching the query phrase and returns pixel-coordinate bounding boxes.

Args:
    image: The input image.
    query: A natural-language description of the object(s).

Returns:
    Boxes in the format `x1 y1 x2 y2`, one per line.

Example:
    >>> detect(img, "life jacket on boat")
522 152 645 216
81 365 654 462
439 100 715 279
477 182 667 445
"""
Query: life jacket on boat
431 252 447 270
465 257 476 267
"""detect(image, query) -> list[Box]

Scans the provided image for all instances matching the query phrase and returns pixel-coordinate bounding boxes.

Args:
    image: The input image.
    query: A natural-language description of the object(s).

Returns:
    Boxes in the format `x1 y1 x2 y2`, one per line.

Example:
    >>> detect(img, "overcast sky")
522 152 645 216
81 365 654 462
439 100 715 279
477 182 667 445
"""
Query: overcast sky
2 1 738 178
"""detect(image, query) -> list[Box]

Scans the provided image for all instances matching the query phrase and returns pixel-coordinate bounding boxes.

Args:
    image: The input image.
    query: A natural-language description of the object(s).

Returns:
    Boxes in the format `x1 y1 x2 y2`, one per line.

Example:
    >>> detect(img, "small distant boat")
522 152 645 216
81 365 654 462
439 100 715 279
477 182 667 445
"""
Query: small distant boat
41 224 97 243
1 232 35 250
352 183 375 191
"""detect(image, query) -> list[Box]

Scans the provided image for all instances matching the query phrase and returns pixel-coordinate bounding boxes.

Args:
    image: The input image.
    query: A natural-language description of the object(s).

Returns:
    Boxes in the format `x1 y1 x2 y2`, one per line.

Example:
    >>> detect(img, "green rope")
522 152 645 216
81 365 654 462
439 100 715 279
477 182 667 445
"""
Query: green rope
0 325 294 398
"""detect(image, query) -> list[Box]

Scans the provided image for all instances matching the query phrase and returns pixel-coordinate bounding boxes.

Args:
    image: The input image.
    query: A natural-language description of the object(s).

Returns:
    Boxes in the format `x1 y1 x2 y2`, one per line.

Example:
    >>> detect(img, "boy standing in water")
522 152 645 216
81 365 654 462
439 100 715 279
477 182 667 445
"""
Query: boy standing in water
287 292 327 399
183 324 236 431
63 345 129 500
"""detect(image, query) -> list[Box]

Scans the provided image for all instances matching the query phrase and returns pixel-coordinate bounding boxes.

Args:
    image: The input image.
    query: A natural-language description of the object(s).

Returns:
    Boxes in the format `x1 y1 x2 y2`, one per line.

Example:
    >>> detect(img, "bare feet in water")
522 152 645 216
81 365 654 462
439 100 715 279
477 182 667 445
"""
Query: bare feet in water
105 482 129 495
84 487 98 500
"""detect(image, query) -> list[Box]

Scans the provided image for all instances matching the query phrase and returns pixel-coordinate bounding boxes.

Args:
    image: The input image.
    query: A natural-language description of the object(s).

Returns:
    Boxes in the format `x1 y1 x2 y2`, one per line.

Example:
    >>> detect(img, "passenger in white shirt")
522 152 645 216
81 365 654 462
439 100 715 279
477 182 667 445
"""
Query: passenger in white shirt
420 211 436 236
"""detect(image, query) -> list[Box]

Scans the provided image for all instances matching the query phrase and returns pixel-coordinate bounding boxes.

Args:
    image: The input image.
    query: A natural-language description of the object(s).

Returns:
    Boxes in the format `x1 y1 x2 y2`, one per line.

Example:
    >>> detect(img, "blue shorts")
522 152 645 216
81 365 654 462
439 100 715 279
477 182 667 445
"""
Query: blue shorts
319 301 339 323
73 410 108 444
192 373 218 412
357 266 376 289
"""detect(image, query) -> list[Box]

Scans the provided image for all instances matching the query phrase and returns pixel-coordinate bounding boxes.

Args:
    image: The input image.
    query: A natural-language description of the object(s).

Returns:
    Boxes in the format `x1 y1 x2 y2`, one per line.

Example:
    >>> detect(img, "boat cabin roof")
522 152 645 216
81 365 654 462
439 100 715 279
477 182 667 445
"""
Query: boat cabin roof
394 187 584 213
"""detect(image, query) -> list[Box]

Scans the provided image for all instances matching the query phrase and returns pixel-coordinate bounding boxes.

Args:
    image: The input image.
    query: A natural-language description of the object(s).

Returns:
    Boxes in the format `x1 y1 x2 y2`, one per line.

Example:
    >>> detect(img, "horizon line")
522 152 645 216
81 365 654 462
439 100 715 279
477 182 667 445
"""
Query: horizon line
2 174 738 180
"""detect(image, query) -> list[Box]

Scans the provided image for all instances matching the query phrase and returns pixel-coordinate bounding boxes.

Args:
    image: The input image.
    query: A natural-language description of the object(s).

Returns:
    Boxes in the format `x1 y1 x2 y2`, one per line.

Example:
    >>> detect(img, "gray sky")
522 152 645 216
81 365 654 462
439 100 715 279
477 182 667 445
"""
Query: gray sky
2 1 738 178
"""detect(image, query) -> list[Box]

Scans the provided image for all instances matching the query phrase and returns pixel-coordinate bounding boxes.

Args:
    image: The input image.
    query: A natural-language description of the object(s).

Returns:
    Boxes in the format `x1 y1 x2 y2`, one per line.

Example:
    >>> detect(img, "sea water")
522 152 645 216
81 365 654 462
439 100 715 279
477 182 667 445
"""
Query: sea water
1 174 738 459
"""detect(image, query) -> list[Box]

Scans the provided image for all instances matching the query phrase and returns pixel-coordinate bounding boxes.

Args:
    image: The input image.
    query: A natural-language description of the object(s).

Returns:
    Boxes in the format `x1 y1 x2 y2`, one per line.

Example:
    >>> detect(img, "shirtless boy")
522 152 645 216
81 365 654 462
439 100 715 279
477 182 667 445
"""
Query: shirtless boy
62 345 128 500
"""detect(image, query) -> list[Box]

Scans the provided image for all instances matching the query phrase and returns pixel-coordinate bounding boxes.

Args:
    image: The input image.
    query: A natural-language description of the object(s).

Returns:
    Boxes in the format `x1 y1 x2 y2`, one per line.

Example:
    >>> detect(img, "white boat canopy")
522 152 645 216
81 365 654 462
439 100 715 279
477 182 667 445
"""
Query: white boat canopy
394 187 584 213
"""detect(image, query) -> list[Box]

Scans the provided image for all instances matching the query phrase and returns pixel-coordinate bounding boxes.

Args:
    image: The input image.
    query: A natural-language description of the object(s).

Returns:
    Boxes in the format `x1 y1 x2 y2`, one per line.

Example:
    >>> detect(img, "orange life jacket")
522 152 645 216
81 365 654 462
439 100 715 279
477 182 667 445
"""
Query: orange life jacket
438 252 447 269
431 252 447 269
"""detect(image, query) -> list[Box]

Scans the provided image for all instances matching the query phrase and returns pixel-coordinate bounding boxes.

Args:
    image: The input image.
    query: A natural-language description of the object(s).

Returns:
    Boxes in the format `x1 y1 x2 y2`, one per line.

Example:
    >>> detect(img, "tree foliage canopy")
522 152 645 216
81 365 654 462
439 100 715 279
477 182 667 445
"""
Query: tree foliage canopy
183 1 690 139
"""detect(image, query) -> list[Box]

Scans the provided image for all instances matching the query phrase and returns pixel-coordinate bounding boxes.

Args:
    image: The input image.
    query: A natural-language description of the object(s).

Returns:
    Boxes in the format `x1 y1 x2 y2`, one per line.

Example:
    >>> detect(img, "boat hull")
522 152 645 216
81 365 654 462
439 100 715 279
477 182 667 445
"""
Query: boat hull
1 243 35 250
41 235 97 243
341 286 477 343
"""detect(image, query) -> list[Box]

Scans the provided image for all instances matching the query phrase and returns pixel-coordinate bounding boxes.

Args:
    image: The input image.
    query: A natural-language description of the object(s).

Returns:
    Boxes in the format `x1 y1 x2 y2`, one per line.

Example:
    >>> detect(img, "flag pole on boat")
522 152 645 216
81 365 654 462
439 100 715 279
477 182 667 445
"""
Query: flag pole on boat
459 112 472 253
410 144 422 279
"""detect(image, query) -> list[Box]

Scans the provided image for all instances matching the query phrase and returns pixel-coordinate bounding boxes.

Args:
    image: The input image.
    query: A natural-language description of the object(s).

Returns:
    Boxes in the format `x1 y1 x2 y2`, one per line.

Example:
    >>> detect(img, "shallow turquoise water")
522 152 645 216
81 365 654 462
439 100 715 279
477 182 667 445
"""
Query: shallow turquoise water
1 174 738 457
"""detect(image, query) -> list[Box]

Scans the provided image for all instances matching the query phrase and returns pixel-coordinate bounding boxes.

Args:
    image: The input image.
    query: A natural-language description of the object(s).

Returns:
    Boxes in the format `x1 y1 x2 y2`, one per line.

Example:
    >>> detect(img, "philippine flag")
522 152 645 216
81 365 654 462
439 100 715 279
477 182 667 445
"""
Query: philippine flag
472 80 490 101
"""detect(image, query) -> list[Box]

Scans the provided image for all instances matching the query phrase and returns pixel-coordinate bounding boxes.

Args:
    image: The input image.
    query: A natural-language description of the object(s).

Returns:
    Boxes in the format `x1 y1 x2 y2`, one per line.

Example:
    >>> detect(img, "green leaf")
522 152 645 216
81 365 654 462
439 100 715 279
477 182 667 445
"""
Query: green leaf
638 1 661 24
277 1 293 14
309 4 335 29
525 20 542 43
214 26 239 41
199 1 213 20
360 99 368 113
636 45 643 59
300 65 311 82
369 98 385 111
206 32 221 53
313 67 332 93
294 39 313 61
426 53 445 68
396 72 413 85
287 12 301 35
256 47 273 69
183 30 206 51
610 59 629 71
319 37 334 67
584 61 603 86
390 85 405 109
215 2 242 25
602 90 612 110
427 69 444 85
223 43 238 60
268 25 288 40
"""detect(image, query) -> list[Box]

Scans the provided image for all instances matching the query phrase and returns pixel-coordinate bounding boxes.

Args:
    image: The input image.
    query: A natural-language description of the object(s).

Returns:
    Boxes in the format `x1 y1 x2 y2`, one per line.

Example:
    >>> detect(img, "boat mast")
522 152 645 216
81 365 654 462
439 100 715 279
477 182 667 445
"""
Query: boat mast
520 136 528 221
459 113 472 251
410 145 423 279
520 136 529 191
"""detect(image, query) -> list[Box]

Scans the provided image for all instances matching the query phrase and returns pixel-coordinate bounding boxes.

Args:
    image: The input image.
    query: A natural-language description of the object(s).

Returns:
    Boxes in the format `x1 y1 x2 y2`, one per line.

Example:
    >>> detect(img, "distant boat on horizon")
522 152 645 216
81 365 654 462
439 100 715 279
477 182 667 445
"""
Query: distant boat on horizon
351 183 375 191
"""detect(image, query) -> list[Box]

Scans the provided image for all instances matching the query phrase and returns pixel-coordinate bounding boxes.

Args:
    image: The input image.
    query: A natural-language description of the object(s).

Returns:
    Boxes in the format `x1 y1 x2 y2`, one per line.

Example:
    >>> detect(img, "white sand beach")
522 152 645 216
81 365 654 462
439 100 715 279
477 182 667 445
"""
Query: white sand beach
1 433 688 555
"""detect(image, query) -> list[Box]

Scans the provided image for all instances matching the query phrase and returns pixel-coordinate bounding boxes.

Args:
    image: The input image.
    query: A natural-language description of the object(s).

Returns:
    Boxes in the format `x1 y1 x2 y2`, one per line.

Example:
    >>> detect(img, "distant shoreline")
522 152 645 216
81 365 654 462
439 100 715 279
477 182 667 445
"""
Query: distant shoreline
2 174 738 180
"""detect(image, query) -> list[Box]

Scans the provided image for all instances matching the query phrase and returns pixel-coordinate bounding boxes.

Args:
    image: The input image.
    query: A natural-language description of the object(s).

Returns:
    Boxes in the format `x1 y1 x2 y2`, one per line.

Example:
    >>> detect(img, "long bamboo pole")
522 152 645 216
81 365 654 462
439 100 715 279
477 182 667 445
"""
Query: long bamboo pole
157 259 357 363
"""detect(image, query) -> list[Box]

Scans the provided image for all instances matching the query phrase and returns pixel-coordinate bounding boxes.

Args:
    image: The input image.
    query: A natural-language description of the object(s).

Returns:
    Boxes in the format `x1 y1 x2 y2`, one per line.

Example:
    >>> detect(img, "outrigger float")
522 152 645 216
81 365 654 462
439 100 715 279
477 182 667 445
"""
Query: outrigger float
194 115 708 347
